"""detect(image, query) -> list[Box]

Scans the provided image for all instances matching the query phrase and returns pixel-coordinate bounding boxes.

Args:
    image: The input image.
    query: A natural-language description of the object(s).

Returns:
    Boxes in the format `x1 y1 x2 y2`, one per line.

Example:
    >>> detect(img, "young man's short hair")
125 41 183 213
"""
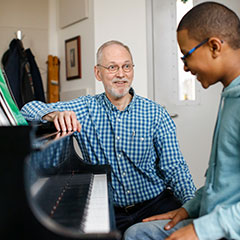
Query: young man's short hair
177 1 240 49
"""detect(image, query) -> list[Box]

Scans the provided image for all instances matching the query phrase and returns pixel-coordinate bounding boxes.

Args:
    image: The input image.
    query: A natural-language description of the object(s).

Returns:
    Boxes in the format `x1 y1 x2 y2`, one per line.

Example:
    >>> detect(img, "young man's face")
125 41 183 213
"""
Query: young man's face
177 29 220 89
94 44 134 100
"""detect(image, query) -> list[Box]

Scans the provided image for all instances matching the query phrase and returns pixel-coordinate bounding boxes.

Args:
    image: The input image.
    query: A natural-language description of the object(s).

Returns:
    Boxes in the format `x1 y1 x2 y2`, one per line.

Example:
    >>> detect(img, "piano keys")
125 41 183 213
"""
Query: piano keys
0 125 121 240
83 174 110 233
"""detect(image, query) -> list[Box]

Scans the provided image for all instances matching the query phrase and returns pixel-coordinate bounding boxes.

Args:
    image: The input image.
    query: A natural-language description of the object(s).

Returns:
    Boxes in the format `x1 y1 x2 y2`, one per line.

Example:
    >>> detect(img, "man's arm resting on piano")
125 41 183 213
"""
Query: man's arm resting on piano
20 101 81 132
43 111 81 132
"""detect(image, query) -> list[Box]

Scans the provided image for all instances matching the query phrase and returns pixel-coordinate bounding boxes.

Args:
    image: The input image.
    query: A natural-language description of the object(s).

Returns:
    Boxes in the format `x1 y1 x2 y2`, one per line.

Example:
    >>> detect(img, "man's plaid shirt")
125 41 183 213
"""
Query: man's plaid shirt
21 89 196 207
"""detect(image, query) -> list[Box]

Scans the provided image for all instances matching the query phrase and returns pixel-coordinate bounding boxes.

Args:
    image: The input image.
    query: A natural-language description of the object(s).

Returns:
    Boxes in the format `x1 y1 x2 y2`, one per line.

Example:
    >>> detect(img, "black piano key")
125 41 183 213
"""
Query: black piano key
34 174 71 213
35 173 93 229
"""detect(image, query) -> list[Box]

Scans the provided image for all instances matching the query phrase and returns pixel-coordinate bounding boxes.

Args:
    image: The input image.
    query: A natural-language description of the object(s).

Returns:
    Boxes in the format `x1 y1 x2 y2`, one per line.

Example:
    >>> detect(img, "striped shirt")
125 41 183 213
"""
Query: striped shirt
21 89 196 206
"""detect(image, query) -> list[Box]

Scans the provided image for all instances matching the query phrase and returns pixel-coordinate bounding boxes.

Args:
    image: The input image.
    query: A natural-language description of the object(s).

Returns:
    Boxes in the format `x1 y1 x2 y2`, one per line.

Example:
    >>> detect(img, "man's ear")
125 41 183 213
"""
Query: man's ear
208 37 223 58
94 66 102 82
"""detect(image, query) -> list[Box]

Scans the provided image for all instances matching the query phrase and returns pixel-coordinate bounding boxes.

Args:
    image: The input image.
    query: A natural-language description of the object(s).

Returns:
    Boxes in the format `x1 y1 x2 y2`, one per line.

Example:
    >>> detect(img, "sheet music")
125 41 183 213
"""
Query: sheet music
0 105 11 126
83 174 110 233
0 89 16 125
0 68 28 125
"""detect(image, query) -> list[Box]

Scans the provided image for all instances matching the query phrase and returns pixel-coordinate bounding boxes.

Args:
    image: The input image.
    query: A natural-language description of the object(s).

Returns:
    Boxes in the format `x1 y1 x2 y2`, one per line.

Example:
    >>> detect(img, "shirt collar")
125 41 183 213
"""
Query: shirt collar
103 88 136 113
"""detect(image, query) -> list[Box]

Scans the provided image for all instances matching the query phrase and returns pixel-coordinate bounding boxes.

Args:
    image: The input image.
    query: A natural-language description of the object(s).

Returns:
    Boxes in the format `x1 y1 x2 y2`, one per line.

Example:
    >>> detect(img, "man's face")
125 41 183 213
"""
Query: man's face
177 29 220 89
94 44 134 99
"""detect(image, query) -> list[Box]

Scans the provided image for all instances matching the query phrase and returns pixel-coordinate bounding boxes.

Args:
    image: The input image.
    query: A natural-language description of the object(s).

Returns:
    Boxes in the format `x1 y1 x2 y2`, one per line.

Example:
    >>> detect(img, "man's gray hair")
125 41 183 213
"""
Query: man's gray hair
96 40 133 64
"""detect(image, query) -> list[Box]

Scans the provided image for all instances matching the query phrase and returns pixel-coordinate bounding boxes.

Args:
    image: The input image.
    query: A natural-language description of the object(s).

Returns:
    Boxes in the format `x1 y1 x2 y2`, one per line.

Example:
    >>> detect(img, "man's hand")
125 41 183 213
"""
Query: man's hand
143 208 189 231
43 111 81 132
166 223 198 240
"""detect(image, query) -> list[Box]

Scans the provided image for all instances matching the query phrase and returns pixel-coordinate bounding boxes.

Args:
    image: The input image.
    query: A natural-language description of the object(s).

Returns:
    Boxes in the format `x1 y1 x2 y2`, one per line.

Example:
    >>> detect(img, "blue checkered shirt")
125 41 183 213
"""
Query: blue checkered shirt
21 89 196 206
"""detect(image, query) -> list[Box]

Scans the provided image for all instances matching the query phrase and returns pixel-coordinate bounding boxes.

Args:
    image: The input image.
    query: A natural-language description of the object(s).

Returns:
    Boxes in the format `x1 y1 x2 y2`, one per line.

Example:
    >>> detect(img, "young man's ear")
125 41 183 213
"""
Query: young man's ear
94 65 102 82
208 37 223 58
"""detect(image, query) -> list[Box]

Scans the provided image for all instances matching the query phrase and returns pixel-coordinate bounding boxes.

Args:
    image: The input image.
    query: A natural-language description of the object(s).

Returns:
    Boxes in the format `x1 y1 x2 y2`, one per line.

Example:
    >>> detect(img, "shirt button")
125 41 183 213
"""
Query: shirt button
122 172 126 176
126 190 131 194
116 136 121 140
118 154 122 158
140 137 144 141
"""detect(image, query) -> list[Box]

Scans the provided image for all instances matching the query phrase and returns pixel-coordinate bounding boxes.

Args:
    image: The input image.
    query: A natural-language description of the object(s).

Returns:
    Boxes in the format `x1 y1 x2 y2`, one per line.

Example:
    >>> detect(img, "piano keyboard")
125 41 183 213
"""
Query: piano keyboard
83 174 110 233
32 172 110 233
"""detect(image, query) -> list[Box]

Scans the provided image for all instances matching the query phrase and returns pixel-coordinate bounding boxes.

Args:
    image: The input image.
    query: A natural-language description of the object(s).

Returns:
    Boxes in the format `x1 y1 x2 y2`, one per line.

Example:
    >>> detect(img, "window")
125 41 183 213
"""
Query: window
176 0 195 101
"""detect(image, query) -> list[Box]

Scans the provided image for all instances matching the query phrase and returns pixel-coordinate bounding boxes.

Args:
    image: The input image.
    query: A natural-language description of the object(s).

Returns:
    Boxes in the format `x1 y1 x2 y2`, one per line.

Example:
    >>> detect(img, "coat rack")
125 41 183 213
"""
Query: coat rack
15 30 24 40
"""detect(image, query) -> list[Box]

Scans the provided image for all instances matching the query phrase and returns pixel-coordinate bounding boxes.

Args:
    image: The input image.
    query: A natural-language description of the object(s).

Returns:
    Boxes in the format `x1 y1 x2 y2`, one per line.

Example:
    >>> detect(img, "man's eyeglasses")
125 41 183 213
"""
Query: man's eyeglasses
97 63 135 73
181 38 209 66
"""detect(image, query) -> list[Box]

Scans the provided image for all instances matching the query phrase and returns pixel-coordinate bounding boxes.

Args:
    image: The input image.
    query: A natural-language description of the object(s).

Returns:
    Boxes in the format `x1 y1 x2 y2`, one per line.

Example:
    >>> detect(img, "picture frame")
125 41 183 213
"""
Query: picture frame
65 36 81 80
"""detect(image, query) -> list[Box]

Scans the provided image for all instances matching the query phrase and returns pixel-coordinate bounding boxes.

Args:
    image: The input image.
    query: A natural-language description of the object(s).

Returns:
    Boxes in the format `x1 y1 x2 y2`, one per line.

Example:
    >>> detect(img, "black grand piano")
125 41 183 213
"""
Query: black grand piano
0 124 121 240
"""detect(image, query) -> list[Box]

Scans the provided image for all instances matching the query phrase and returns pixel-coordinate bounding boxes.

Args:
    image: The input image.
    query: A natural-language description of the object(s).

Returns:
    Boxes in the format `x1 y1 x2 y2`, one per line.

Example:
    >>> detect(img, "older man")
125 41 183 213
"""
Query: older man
21 40 196 234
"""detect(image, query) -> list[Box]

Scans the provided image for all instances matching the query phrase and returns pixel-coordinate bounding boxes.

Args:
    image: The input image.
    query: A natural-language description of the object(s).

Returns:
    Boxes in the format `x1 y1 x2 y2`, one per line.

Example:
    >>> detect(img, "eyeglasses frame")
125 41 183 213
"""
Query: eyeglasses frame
181 38 209 65
96 63 135 73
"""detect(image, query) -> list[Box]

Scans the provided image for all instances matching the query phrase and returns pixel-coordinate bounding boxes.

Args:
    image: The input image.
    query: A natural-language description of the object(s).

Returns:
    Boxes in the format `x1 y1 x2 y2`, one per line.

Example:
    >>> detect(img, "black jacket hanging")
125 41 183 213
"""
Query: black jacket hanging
1 39 45 109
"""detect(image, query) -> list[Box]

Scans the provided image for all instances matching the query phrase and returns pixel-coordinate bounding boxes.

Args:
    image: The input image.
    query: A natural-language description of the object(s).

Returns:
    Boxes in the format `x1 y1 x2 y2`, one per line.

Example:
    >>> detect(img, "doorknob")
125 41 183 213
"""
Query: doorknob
170 113 178 118
162 106 178 118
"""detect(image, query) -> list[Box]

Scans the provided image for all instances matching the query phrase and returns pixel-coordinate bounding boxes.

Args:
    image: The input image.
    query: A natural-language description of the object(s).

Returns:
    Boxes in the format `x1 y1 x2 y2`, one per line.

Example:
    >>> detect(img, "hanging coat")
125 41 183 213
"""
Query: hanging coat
1 39 45 109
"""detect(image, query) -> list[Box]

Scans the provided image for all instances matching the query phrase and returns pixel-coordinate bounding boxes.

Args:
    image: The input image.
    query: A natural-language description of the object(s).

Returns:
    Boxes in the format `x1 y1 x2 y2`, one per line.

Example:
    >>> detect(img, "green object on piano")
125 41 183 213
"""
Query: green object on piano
0 68 28 126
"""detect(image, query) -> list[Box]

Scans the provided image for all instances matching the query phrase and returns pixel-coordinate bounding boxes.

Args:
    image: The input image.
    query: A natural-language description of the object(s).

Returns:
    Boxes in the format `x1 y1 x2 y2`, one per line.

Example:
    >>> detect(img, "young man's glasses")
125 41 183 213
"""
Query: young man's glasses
97 63 135 73
181 38 209 66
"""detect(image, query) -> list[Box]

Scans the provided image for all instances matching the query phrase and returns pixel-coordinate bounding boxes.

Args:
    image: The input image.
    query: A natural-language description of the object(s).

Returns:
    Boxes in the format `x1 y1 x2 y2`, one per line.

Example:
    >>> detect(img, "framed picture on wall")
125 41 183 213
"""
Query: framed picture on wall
65 36 81 80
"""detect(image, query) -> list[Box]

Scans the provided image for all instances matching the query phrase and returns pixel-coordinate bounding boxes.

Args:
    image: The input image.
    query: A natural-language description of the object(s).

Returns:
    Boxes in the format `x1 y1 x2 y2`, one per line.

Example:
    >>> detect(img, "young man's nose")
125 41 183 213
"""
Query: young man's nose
184 64 190 72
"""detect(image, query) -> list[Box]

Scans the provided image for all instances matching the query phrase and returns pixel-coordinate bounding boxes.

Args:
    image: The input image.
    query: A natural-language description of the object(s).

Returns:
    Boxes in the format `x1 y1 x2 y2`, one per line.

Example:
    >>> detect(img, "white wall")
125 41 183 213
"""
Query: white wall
93 0 148 97
49 0 95 100
48 0 58 56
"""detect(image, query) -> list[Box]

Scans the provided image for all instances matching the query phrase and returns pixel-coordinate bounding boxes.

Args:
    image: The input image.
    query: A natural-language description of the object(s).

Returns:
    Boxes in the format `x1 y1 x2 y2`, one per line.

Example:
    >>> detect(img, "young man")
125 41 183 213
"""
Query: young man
124 2 240 240
21 40 196 234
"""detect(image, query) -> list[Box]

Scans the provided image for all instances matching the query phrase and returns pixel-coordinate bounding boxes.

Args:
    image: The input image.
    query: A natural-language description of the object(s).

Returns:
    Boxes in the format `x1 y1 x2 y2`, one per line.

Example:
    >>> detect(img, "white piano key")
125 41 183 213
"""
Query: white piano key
83 174 110 233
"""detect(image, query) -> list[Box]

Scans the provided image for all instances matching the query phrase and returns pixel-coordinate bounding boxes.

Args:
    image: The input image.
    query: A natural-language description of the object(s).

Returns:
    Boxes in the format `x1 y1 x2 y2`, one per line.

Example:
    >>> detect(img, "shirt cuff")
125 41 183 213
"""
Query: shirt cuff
183 187 205 218
37 108 57 122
